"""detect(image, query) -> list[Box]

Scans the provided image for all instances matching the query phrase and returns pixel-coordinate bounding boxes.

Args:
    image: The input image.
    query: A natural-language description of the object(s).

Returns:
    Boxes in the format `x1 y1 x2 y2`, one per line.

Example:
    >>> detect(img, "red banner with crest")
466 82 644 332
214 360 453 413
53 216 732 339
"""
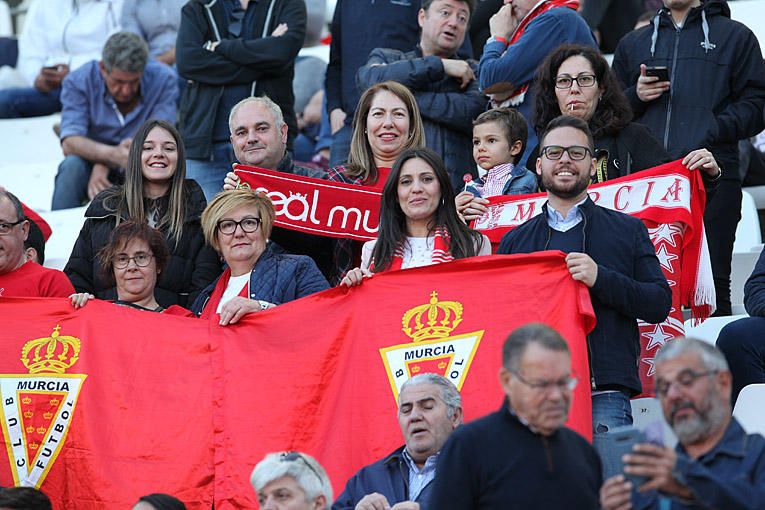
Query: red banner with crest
0 253 594 509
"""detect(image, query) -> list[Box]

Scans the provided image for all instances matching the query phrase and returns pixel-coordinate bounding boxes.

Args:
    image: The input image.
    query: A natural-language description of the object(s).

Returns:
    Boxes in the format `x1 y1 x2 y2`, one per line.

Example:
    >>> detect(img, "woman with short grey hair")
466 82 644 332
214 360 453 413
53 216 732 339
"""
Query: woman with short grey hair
251 451 333 510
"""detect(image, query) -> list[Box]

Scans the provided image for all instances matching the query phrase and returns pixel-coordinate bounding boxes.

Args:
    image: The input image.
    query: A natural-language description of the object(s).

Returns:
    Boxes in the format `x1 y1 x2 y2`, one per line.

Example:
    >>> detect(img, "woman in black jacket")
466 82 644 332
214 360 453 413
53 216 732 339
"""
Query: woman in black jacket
531 44 721 184
64 119 221 309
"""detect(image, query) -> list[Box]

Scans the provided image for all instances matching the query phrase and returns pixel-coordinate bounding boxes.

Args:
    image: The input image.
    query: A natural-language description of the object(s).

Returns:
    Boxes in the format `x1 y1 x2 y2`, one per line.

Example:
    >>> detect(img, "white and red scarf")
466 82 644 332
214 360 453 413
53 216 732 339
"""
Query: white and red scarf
387 227 455 272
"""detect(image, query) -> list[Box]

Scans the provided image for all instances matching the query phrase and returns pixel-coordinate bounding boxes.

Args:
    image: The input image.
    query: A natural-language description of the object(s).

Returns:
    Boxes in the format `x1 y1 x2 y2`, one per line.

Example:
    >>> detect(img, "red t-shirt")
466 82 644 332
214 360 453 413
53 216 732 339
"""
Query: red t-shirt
0 261 74 298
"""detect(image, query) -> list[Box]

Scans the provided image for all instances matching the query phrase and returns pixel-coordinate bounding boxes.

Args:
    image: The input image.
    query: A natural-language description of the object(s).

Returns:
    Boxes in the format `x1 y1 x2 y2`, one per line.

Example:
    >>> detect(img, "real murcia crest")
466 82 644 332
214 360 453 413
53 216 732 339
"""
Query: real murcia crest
0 325 87 488
380 292 483 402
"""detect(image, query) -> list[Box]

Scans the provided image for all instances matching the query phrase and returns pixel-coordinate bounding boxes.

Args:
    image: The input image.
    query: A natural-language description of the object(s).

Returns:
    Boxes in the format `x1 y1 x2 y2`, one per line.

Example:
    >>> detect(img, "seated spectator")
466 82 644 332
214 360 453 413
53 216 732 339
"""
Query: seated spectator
430 323 602 509
328 81 426 284
70 220 193 316
478 0 596 166
716 247 765 405
0 190 74 298
342 147 490 286
64 119 220 309
191 189 329 324
579 0 643 53
0 0 120 118
133 493 186 510
333 373 463 510
121 0 186 66
0 486 52 510
456 107 537 222
531 44 721 186
356 0 486 191
251 451 333 510
52 31 178 210
600 338 765 510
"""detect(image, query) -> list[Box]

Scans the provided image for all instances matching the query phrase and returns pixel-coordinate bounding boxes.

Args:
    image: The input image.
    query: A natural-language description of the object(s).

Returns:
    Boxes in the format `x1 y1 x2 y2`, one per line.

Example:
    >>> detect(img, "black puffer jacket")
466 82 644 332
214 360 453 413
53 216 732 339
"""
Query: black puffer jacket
64 180 222 308
612 0 765 176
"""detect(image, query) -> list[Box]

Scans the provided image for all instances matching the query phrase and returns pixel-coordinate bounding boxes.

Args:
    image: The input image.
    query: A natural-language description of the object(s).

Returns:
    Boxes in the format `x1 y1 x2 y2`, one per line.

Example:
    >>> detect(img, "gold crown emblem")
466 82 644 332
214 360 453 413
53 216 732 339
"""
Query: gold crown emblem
21 396 31 405
402 292 463 343
29 442 39 450
438 361 447 369
21 325 81 374
23 411 33 419
411 366 421 374
43 412 53 420
49 398 59 406
26 426 34 434
36 427 46 435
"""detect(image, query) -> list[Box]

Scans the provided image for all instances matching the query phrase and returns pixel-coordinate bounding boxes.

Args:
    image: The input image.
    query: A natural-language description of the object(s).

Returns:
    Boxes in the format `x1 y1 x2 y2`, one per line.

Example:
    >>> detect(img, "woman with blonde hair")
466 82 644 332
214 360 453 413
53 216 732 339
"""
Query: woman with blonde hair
191 189 329 325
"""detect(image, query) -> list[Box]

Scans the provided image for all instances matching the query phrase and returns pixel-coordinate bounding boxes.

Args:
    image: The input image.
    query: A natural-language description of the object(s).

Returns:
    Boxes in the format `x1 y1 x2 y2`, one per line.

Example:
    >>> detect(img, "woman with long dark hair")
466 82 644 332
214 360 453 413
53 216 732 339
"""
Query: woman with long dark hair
532 44 720 183
342 148 490 285
65 119 220 308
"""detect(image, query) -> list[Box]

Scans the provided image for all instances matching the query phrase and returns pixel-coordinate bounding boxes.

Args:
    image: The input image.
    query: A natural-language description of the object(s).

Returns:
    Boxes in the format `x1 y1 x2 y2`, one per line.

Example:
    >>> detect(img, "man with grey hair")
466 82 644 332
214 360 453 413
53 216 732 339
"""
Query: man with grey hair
333 373 463 510
601 338 765 510
0 190 74 298
251 451 333 510
51 31 178 210
224 96 331 276
431 323 601 509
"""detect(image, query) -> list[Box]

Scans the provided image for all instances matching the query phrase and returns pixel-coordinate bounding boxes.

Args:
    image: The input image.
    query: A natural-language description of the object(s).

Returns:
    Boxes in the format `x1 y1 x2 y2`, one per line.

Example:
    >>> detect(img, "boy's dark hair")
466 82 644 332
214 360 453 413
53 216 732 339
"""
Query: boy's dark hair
473 108 529 164
24 220 46 264
0 487 52 510
421 0 474 16
137 493 187 510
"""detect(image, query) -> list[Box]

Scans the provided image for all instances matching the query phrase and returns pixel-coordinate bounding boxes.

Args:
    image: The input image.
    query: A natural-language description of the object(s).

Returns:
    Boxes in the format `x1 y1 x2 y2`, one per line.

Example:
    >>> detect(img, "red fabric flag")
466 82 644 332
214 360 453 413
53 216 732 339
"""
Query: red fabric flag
471 161 713 395
0 253 594 508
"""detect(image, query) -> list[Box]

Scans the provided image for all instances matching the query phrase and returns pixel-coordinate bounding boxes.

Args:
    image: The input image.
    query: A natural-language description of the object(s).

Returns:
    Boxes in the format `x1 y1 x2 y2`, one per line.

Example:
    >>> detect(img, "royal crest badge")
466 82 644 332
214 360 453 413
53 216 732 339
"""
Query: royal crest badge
380 292 483 401
0 325 86 487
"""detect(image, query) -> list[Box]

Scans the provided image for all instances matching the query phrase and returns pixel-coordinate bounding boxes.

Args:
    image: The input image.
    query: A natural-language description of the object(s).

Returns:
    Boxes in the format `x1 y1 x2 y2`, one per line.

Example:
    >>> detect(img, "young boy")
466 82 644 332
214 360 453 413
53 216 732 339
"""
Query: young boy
456 108 537 222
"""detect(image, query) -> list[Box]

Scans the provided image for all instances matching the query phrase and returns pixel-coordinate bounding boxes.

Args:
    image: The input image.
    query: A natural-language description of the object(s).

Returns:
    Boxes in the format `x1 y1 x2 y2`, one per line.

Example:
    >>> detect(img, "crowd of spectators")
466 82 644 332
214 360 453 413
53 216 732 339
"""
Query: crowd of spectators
1 0 765 508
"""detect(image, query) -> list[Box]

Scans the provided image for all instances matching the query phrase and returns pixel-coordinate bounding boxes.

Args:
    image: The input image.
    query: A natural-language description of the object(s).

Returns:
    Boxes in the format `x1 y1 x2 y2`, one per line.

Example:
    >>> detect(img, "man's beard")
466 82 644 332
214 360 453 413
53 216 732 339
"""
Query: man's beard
540 166 591 199
670 391 729 445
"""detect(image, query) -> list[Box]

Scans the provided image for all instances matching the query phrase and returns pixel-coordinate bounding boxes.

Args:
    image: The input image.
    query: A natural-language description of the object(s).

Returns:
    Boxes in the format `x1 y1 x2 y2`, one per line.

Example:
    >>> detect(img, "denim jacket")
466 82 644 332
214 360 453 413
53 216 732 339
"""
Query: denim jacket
465 165 538 197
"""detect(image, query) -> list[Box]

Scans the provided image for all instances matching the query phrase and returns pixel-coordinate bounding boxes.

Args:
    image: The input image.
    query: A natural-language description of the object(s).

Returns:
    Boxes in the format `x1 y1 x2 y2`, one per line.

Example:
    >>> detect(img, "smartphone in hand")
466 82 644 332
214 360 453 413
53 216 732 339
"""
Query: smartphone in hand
645 66 670 82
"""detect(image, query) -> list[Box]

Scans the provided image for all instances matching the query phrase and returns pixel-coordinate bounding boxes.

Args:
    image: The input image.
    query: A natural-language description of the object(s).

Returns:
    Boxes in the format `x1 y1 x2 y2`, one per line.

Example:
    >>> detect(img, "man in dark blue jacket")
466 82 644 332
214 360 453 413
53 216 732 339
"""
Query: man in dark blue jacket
332 373 463 510
612 0 765 315
356 0 486 192
497 115 672 474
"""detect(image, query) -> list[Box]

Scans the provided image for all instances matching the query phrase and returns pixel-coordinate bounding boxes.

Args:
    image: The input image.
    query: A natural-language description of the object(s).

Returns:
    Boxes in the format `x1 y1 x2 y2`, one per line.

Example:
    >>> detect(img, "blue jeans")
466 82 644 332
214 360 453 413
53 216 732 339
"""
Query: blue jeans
0 86 61 118
329 123 352 167
717 317 765 405
591 391 634 479
52 155 122 210
186 142 236 202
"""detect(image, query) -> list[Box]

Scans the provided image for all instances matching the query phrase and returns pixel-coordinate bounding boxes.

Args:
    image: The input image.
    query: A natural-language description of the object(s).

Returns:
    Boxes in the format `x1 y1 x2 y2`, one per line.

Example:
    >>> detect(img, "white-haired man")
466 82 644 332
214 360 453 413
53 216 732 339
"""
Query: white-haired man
600 338 765 510
251 451 333 510
333 373 463 510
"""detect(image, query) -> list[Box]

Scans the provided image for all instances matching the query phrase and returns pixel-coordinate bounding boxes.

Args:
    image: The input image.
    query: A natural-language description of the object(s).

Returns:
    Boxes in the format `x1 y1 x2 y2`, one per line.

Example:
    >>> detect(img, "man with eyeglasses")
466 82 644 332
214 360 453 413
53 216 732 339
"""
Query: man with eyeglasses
333 373 463 510
601 337 765 510
430 323 601 509
251 450 333 510
356 0 486 191
0 190 74 298
176 0 307 202
497 115 671 475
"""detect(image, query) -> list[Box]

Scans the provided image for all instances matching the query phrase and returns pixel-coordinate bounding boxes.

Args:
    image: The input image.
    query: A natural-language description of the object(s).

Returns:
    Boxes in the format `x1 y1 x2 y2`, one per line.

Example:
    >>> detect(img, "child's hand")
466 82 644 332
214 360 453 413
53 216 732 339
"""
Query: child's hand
456 191 489 222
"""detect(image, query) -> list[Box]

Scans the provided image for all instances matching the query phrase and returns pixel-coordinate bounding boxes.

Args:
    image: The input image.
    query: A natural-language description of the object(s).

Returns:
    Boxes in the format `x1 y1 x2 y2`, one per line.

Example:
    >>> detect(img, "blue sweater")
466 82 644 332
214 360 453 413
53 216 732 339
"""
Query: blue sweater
497 198 671 394
478 5 595 166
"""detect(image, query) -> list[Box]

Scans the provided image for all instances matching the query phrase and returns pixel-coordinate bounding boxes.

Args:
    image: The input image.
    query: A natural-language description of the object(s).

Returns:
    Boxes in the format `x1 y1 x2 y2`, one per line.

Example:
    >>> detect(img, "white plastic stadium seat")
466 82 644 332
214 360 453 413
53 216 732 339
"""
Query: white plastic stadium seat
733 384 765 436
730 246 763 314
734 191 761 253
744 185 765 211
683 315 749 346
38 206 87 270
0 1 11 37
729 0 765 55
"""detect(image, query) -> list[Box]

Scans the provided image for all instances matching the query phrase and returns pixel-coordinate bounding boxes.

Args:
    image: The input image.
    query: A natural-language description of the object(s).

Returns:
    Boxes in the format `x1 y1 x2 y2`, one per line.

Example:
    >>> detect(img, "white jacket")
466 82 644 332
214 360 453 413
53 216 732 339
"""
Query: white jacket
17 0 123 86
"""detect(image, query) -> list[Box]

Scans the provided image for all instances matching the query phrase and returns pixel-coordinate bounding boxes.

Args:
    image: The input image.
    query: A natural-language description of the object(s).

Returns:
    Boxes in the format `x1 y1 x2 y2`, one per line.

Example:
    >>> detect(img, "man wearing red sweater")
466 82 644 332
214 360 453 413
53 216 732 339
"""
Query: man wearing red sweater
0 190 74 298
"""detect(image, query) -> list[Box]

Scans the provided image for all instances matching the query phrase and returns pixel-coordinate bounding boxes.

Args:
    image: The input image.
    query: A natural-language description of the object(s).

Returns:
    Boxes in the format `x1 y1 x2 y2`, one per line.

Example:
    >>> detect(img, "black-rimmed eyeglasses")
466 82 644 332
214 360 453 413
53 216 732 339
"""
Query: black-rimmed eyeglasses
217 217 261 235
540 145 592 161
0 219 25 236
113 252 154 269
555 74 597 89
